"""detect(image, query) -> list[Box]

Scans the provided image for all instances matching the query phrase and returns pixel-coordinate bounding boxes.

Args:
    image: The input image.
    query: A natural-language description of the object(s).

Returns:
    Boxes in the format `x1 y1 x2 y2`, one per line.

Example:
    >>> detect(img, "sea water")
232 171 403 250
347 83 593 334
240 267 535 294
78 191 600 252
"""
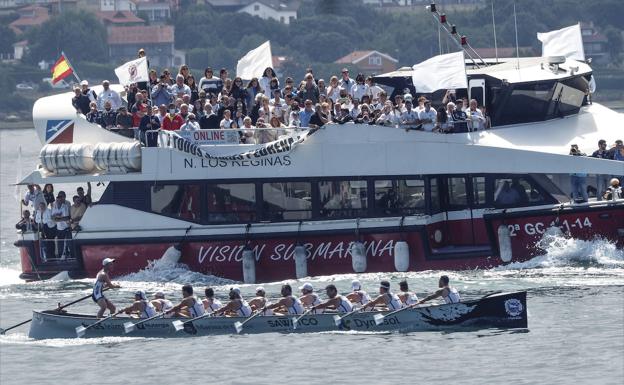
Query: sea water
1 129 623 385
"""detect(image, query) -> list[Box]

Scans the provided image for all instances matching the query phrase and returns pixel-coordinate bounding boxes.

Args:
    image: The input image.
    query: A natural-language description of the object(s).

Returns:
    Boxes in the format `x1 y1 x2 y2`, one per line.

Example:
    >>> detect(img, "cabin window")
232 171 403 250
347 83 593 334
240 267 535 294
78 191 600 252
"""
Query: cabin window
447 177 468 207
206 183 256 223
429 178 441 213
319 180 368 218
262 182 312 220
493 177 545 207
374 179 425 215
151 184 201 221
472 176 486 206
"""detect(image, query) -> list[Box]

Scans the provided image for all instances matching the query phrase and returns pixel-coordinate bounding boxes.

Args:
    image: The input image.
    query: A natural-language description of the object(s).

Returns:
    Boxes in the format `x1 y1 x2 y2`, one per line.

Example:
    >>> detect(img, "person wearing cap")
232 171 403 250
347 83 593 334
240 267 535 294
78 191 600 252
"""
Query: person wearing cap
80 80 97 103
299 283 322 314
97 80 122 111
213 288 252 317
418 275 461 305
122 291 157 319
360 281 403 311
72 86 91 115
397 280 419 306
264 284 305 315
93 258 121 318
202 287 223 314
346 280 371 306
312 285 353 314
51 191 71 258
180 113 200 131
248 287 273 315
152 291 174 316
166 284 205 318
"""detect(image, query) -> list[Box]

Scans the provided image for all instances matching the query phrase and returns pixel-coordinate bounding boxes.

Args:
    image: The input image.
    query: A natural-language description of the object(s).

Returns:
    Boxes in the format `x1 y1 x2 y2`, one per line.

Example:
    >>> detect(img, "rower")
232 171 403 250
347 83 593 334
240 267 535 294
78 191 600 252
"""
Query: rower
166 284 205 318
346 279 371 306
92 258 121 318
202 287 223 314
312 284 353 314
360 281 403 311
418 275 461 305
264 284 305 315
151 291 174 317
122 290 157 318
248 287 273 315
397 280 419 306
299 282 322 313
213 288 252 317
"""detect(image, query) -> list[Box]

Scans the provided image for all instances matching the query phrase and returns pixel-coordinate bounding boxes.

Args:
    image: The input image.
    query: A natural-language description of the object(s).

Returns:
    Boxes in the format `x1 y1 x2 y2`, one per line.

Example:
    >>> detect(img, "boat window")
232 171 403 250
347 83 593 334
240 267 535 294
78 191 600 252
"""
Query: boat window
262 182 312 220
429 178 441 213
472 176 486 206
374 179 425 215
493 177 545 207
151 184 201 221
448 177 467 206
206 183 256 223
319 180 368 218
497 82 555 125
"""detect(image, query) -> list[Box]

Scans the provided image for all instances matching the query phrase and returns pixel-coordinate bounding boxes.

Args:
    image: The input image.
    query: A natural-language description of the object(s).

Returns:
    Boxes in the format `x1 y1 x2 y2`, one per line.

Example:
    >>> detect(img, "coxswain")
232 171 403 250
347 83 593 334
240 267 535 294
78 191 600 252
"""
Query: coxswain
248 287 273 315
417 275 461 305
202 287 223 314
299 282 322 313
166 284 205 318
360 281 403 311
397 280 419 306
213 288 252 317
122 290 157 318
264 284 305 315
151 291 174 317
346 279 371 306
312 285 353 314
92 258 121 318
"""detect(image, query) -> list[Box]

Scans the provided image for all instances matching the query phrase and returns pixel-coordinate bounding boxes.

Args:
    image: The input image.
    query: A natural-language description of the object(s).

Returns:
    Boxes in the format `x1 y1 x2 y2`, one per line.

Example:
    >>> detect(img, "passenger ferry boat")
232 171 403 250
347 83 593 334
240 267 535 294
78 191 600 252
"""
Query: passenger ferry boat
15 54 624 282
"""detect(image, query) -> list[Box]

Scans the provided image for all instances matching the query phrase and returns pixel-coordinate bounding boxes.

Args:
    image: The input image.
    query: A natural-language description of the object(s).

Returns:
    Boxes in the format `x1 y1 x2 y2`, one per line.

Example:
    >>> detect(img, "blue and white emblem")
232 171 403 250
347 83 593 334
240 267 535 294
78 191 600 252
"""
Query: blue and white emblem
504 298 523 317
45 119 73 142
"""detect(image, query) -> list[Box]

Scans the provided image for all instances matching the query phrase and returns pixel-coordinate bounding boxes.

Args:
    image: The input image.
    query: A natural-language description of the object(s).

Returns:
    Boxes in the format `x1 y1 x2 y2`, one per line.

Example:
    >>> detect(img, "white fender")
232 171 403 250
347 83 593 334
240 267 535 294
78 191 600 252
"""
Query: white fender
497 225 512 263
393 241 410 272
294 245 308 279
350 241 367 273
160 245 182 264
242 248 256 284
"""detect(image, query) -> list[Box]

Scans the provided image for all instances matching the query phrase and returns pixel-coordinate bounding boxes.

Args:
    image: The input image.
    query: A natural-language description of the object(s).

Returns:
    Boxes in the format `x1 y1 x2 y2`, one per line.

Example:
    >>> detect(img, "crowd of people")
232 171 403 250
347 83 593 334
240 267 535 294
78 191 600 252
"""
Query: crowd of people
92 259 461 320
70 49 491 146
569 139 624 202
16 182 91 260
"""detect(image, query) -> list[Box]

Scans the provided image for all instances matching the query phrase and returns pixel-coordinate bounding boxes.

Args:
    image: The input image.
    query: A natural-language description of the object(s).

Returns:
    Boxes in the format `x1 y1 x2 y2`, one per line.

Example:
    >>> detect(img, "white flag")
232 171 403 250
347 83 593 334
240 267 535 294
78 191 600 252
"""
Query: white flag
411 51 467 93
114 57 149 86
236 41 273 81
537 24 585 61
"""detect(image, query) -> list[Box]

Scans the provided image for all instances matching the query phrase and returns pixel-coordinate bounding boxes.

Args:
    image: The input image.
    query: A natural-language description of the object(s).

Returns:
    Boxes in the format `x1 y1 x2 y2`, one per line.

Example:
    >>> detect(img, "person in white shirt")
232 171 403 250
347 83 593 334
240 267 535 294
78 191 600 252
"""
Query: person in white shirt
259 67 277 96
180 113 200 130
400 100 420 128
220 110 233 129
418 100 437 132
350 98 361 119
34 202 55 260
467 99 486 131
270 89 286 123
397 280 419 306
202 287 223 314
366 76 383 102
376 101 399 126
326 76 342 102
22 184 45 210
97 80 122 111
340 68 355 96
171 74 191 99
351 73 369 102
50 191 71 259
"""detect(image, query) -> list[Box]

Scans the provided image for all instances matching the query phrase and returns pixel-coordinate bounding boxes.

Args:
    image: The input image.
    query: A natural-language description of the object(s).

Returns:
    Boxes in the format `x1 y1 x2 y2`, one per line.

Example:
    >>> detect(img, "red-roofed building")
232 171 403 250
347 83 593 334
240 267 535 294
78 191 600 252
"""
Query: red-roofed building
581 21 609 65
335 50 398 74
97 10 145 26
9 5 50 35
107 25 181 68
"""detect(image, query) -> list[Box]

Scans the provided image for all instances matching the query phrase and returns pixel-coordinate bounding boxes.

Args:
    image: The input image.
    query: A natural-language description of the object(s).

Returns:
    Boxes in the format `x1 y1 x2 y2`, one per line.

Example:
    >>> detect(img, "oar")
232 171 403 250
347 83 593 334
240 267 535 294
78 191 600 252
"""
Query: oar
292 308 315 330
75 309 123 338
333 308 361 327
172 311 214 332
1 288 109 335
234 310 264 334
373 305 414 326
123 312 166 334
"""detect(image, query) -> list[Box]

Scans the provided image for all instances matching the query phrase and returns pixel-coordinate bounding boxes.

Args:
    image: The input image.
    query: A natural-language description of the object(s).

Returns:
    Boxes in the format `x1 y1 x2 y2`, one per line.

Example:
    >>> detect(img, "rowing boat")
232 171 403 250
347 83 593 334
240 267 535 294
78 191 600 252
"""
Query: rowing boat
28 291 527 339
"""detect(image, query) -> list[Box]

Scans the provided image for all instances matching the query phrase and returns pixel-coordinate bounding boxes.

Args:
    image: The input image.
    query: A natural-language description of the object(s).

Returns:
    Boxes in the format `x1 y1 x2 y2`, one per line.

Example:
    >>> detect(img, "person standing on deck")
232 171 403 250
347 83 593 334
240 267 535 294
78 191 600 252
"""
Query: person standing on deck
122 290 157 318
264 284 304 315
299 283 322 314
360 281 403 311
397 280 419 306
93 258 121 318
346 280 371 306
202 287 223 314
417 275 461 305
166 284 205 318
311 285 353 314
213 288 252 317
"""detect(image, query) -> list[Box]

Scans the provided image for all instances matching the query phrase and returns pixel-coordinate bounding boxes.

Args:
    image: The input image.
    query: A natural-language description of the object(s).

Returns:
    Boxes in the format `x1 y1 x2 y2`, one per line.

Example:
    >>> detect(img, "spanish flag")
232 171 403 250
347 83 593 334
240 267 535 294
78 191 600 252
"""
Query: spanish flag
51 53 74 84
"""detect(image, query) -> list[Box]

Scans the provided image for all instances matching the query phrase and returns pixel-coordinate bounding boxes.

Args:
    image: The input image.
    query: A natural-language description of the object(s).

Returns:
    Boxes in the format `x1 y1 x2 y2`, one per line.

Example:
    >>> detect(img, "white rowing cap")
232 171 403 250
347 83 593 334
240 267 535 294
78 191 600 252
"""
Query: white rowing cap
102 258 115 266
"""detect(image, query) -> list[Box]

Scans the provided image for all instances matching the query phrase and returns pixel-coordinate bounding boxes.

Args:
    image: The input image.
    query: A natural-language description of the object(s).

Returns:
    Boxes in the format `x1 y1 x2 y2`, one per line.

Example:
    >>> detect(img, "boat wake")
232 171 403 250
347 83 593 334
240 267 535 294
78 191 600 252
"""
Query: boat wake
117 258 237 286
0 332 145 347
0 267 24 287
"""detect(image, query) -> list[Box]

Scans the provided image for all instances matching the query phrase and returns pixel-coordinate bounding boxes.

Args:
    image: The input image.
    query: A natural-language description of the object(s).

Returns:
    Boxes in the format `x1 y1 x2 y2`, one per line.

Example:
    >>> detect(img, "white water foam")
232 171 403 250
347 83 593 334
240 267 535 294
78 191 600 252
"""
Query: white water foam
117 258 237 287
0 267 24 287
0 333 146 347
498 233 624 270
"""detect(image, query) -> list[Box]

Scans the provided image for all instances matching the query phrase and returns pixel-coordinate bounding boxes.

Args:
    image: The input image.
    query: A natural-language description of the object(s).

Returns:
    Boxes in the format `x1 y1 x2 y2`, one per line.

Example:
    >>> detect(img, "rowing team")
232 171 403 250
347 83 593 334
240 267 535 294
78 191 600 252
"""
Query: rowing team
92 258 460 319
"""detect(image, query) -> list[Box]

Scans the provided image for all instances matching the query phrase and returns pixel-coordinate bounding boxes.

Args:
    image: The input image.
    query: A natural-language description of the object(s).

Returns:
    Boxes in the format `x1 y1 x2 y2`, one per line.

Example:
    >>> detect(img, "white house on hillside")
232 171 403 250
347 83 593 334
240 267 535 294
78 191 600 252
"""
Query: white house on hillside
237 0 300 24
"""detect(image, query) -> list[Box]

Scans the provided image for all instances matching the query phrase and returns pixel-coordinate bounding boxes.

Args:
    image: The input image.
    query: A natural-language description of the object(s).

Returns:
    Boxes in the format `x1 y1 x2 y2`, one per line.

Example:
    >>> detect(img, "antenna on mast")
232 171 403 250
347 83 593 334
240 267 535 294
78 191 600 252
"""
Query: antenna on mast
491 0 498 64
513 1 520 72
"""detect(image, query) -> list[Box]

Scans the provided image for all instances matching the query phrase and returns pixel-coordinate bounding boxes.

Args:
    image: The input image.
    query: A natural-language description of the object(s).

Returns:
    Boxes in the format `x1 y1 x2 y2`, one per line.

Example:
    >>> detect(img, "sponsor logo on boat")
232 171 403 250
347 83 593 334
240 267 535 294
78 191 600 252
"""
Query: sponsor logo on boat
267 317 318 328
353 317 400 329
506 217 593 237
183 155 292 169
504 298 523 317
